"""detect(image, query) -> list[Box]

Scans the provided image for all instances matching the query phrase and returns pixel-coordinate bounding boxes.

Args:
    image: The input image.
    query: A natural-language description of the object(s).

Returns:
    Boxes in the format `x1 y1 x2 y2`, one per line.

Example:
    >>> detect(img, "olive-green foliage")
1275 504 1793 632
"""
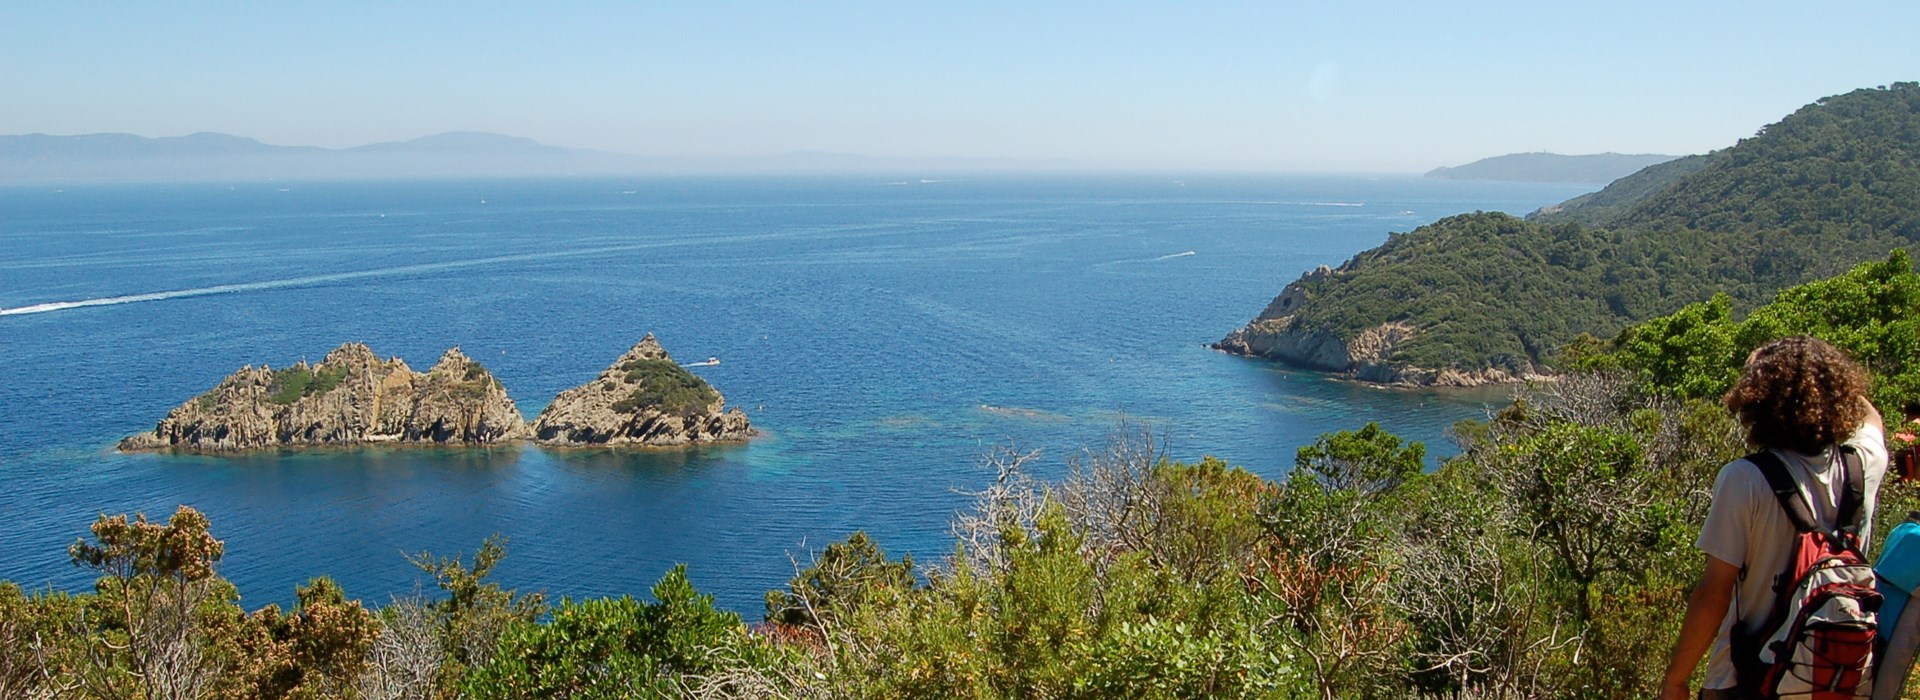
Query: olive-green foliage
1142 456 1273 586
462 566 741 700
612 359 719 416
788 455 1309 700
0 583 81 700
266 364 351 405
765 531 914 627
219 577 381 700
1275 83 1920 374
405 535 547 688
268 366 315 405
1583 249 1920 414
1529 153 1712 226
448 363 501 401
1266 423 1425 570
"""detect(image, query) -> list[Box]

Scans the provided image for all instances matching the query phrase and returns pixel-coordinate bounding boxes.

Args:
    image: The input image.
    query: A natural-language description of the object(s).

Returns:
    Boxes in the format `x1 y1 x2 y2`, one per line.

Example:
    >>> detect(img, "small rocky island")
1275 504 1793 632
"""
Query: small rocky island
120 344 530 452
531 334 752 447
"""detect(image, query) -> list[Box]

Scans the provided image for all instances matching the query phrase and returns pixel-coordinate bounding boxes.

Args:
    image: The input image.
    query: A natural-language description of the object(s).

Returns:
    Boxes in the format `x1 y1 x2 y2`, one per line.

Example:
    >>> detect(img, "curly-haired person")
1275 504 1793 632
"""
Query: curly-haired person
1661 336 1888 700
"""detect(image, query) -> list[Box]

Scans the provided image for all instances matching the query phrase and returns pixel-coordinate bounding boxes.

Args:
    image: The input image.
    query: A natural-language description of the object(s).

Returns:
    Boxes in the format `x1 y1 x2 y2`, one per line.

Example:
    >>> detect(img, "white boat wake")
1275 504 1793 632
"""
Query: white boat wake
1 244 665 317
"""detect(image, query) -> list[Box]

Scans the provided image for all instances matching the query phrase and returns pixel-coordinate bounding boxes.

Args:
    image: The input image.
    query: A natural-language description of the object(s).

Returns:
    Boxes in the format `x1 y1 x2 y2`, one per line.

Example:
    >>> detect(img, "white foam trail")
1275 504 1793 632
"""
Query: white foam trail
4 209 1042 318
1154 251 1196 260
1305 201 1365 207
1 244 667 317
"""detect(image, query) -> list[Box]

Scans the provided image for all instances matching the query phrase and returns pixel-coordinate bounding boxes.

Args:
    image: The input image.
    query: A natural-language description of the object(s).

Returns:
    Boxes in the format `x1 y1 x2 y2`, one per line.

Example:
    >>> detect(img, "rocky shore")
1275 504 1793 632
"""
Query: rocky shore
1213 266 1544 388
119 336 751 453
532 334 752 447
119 344 529 452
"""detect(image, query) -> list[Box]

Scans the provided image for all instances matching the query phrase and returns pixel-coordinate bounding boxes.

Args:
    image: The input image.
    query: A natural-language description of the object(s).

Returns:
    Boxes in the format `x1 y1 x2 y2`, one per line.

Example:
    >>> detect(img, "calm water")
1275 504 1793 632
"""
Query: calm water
0 175 1591 613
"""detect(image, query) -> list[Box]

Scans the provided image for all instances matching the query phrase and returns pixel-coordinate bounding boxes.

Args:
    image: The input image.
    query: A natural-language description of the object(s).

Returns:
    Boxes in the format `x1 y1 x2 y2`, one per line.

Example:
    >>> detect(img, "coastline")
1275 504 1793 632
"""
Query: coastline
115 429 765 457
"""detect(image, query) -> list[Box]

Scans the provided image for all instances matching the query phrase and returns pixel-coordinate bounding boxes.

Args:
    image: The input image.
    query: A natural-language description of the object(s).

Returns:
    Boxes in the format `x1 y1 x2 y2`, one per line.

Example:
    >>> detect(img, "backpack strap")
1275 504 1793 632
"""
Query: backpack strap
1747 451 1821 534
1836 444 1865 533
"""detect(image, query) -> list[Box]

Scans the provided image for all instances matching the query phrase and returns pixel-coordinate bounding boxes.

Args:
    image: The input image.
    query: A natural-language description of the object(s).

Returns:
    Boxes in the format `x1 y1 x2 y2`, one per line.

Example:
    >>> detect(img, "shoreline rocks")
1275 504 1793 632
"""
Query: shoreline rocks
119 344 530 453
119 335 751 454
1213 267 1545 388
531 334 752 447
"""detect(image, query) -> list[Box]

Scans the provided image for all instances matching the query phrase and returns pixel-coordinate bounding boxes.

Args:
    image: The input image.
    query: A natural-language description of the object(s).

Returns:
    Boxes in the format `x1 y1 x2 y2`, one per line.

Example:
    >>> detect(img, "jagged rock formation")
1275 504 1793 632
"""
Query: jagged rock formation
1213 264 1544 387
532 335 751 447
119 344 530 452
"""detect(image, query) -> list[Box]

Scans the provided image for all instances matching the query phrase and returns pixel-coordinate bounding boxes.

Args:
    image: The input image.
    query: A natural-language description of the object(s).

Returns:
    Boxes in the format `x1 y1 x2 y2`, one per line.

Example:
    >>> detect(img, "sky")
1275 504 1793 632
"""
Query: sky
2 1 1917 172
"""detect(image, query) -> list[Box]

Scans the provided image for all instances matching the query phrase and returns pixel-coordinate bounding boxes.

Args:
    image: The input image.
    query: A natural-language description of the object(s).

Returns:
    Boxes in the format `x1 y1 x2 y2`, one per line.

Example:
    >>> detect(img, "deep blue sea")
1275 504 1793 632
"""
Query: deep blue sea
0 175 1592 613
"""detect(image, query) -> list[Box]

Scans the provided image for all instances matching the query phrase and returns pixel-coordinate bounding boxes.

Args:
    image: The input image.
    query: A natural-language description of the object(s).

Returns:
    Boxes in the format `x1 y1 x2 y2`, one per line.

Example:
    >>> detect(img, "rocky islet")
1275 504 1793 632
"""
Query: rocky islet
530 334 752 447
119 336 750 453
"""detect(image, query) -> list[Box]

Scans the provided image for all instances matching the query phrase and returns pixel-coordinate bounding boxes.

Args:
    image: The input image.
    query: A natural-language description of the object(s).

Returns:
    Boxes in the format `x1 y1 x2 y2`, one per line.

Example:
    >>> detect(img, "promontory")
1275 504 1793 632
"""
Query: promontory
119 344 530 452
530 334 752 447
1216 83 1920 387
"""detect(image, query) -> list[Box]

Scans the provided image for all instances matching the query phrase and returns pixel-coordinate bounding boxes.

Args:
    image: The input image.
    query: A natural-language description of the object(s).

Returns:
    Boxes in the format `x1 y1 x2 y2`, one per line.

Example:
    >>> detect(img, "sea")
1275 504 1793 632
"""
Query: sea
0 174 1594 613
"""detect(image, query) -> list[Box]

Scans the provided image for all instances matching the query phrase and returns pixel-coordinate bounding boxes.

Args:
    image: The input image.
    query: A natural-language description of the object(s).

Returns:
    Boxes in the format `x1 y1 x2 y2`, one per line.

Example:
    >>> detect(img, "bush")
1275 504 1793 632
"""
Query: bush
612 359 719 416
463 566 741 700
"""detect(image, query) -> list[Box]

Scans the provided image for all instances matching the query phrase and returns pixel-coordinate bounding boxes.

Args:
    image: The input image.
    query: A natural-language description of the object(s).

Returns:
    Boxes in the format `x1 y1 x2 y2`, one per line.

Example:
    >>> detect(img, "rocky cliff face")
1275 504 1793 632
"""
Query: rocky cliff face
1214 266 1535 388
531 334 752 447
119 344 530 452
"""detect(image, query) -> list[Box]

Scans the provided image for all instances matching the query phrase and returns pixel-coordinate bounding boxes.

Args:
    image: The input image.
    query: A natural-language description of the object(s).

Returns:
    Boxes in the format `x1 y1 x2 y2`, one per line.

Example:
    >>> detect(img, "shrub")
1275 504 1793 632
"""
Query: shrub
612 359 719 416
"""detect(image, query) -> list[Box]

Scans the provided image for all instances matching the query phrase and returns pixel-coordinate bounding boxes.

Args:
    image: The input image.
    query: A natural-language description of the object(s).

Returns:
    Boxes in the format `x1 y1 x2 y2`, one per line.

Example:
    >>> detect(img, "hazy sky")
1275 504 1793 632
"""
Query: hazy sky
3 1 1916 172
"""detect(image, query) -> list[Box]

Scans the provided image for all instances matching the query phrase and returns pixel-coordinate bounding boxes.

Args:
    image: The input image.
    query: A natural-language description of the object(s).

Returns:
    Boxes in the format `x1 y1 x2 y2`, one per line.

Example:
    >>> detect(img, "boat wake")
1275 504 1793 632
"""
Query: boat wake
0 245 665 317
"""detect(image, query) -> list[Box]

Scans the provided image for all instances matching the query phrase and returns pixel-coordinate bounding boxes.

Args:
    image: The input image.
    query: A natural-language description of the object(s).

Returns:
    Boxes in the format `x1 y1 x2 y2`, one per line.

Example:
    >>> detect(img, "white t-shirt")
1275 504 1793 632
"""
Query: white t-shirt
1696 423 1889 690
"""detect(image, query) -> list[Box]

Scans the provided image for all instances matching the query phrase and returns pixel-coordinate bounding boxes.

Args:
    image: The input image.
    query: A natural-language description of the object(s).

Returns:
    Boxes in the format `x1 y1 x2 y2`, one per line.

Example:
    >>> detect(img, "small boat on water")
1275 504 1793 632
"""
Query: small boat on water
684 357 721 367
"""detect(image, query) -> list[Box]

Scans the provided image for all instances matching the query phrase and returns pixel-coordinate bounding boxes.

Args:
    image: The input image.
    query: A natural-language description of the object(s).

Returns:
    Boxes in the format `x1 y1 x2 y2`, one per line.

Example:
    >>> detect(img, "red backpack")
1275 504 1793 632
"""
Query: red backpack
1734 448 1882 699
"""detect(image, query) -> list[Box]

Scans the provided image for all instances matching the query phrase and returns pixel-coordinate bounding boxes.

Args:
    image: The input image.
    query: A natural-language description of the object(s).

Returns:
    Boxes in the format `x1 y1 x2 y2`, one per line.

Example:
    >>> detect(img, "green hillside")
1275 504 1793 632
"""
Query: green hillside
1226 82 1920 379
1527 153 1710 226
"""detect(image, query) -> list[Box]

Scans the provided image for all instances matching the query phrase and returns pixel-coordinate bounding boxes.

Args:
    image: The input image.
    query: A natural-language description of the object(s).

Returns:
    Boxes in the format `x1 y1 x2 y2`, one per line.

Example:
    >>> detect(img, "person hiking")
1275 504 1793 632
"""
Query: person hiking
1660 336 1889 700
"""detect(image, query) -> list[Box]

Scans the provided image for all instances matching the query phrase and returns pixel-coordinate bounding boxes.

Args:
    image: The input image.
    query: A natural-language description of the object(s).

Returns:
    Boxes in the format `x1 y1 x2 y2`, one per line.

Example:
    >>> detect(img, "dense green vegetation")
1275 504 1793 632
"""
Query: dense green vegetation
1527 153 1709 226
1266 83 1920 375
612 359 719 416
265 364 351 405
1573 249 1920 414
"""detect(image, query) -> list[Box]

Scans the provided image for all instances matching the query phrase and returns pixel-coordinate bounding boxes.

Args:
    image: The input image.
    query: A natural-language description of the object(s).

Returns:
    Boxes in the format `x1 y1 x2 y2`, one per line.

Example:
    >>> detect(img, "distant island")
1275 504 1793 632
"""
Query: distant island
0 131 1065 183
1424 152 1682 184
1220 82 1920 386
118 335 750 453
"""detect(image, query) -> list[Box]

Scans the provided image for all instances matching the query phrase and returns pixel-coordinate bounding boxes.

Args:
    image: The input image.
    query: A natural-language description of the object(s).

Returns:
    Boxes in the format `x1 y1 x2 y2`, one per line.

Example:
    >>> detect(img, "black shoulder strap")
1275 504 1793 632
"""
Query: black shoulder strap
1748 451 1821 534
1836 445 1865 533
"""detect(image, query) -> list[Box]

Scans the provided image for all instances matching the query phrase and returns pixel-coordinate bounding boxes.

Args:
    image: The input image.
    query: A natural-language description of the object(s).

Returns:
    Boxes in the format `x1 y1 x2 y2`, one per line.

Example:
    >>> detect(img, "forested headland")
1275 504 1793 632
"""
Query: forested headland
7 251 1920 699
1220 82 1920 385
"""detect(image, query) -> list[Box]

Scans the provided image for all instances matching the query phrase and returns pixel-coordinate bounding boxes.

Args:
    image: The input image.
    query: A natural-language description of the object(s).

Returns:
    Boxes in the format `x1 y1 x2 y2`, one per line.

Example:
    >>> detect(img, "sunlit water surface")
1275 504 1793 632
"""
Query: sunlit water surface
0 175 1591 612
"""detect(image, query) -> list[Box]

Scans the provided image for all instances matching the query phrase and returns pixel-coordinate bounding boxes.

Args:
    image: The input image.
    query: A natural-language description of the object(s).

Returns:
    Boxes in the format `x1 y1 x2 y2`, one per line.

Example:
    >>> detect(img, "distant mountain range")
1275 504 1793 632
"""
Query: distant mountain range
1425 152 1684 184
0 132 1059 182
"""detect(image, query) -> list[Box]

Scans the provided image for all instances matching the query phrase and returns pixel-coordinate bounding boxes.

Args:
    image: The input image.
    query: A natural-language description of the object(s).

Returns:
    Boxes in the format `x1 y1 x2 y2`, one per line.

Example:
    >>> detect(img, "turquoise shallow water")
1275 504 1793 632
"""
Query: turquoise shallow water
0 174 1591 613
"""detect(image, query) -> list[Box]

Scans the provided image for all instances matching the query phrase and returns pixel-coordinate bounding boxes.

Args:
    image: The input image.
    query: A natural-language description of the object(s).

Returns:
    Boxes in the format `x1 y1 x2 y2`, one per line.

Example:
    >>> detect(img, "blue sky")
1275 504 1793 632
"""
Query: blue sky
2 1 1916 172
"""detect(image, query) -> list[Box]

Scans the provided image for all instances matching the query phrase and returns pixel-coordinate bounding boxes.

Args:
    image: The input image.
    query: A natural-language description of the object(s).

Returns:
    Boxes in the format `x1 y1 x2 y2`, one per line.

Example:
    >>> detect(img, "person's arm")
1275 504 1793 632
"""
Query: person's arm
1864 397 1886 436
1660 555 1742 700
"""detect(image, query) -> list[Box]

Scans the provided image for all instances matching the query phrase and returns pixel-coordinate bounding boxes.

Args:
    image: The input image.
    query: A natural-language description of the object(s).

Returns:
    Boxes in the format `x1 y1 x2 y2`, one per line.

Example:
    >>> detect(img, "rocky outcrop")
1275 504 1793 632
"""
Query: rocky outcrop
1214 267 1542 388
119 344 530 452
531 334 752 447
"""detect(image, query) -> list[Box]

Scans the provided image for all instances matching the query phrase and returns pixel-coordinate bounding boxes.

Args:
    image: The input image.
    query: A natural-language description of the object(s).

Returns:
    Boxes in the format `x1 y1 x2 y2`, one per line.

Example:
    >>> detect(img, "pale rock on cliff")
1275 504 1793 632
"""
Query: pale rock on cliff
1214 265 1537 387
119 344 530 452
531 334 752 447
